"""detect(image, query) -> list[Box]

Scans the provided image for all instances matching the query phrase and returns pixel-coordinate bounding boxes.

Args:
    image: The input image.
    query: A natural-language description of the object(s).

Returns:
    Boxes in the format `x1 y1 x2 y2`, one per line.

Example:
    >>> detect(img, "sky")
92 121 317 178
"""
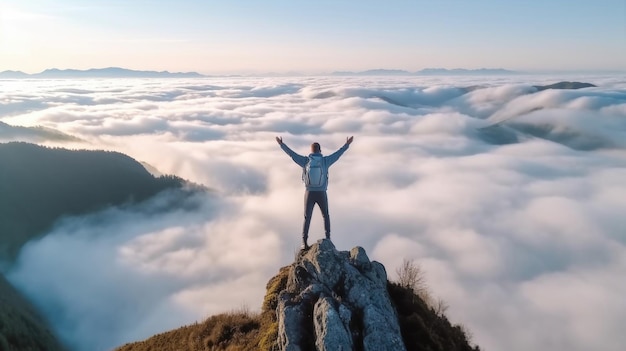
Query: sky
1 74 626 351
1 0 625 74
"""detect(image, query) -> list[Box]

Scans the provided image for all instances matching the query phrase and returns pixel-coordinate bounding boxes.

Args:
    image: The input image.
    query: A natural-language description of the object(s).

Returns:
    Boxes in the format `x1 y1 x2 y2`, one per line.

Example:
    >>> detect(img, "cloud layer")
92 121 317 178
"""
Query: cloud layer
2 75 626 351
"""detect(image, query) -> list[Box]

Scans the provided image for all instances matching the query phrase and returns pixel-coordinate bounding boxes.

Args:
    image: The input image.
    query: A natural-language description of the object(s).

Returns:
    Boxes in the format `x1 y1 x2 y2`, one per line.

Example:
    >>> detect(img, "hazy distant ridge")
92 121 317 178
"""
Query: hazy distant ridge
1 67 520 78
333 68 519 76
0 67 204 78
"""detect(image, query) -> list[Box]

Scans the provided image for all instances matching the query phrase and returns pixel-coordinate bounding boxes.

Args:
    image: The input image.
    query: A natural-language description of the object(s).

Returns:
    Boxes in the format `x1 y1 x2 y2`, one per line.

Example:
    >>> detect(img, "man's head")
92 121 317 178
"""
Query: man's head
311 142 321 153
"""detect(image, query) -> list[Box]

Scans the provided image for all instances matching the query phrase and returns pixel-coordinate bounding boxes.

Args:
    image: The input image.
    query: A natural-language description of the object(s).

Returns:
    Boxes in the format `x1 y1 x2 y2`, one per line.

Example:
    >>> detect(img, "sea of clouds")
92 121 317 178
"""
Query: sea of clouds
1 75 625 351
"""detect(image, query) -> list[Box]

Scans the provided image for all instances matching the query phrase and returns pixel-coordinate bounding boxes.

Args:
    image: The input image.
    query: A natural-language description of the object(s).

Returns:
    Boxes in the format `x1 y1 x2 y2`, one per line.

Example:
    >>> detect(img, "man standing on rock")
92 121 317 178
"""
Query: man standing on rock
276 136 354 249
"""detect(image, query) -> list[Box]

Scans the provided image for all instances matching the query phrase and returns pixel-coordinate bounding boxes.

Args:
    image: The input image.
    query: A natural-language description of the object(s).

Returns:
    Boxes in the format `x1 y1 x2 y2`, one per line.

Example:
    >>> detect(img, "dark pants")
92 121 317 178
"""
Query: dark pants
302 190 330 243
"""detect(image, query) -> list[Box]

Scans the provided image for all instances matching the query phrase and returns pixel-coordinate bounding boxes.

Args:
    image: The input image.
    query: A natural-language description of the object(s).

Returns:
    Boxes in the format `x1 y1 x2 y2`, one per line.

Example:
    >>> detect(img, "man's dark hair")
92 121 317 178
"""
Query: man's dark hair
311 142 321 153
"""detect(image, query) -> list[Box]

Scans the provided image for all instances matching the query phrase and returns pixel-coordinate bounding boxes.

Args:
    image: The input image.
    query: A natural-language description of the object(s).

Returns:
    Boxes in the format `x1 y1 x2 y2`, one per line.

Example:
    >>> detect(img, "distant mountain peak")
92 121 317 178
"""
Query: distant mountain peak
0 70 30 78
0 67 205 79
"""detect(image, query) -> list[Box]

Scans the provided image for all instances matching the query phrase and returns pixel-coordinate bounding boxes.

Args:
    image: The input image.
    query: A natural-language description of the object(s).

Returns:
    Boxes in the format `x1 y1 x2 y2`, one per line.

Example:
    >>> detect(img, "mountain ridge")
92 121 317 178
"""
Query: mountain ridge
0 67 205 79
1 67 520 78
0 142 191 263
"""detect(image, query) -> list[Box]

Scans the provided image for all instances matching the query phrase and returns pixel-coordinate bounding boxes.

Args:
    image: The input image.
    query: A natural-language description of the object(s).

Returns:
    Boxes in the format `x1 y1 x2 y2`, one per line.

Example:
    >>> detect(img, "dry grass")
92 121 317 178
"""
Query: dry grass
115 310 260 351
115 266 292 351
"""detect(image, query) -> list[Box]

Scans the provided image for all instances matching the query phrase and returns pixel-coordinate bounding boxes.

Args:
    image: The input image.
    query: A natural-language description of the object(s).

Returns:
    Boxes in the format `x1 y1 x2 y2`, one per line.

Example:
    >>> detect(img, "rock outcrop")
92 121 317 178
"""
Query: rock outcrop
115 238 478 351
276 239 406 351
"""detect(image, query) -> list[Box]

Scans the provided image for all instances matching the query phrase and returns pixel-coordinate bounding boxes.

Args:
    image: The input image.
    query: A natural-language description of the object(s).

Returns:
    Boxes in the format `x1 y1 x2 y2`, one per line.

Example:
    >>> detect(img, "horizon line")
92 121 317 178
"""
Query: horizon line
2 66 626 78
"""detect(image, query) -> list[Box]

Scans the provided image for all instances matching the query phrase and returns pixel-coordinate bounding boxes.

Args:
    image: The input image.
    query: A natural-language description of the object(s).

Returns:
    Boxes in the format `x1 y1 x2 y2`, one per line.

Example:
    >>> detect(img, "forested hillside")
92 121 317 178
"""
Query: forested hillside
0 142 186 262
0 274 66 351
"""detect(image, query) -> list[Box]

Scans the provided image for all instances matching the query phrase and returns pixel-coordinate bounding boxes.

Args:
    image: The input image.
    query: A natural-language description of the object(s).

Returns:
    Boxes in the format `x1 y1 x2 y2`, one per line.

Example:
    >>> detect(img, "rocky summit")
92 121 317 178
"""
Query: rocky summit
115 238 477 351
276 239 406 351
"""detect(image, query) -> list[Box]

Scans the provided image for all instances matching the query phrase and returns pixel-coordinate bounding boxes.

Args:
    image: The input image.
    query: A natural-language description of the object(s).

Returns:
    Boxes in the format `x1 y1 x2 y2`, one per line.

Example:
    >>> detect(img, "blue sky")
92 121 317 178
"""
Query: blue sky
1 0 625 74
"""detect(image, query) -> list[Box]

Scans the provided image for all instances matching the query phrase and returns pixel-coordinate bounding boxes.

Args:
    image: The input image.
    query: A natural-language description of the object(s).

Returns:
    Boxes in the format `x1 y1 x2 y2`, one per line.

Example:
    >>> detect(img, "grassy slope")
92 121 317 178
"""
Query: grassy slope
115 266 479 351
115 312 261 351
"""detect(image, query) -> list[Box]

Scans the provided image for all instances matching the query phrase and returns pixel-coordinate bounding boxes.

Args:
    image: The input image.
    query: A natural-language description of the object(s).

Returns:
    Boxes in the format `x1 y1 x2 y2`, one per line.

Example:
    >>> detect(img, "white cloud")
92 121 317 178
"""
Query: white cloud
2 75 626 351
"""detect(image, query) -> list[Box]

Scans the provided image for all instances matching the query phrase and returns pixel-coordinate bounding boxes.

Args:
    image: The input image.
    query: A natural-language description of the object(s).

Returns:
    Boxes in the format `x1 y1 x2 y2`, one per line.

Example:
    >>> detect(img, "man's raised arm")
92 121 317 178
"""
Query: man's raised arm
325 136 354 167
276 136 307 167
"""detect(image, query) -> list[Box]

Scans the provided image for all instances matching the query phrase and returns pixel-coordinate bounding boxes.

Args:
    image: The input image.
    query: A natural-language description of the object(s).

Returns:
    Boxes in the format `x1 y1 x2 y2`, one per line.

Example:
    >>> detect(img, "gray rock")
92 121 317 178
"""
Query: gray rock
276 239 407 351
350 246 370 266
277 292 306 351
314 296 353 351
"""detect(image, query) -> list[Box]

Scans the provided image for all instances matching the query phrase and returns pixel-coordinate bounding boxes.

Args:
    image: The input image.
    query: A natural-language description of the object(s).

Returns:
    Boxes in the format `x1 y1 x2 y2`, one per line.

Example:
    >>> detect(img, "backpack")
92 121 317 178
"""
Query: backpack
303 154 326 187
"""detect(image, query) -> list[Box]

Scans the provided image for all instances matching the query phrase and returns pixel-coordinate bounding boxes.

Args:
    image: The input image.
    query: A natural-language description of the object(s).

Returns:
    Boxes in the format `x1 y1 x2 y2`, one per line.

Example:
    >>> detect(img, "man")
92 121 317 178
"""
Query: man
276 136 354 249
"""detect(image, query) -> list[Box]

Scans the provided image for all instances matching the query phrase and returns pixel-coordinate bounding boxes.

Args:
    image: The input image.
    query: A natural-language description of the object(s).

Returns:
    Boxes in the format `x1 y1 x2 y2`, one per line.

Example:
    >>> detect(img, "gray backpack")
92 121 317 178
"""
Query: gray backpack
303 154 326 187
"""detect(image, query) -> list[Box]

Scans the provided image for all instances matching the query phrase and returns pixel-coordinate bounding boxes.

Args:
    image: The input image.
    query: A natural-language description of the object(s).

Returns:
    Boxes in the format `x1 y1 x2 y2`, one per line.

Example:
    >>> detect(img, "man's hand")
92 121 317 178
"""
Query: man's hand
346 136 354 145
276 136 283 145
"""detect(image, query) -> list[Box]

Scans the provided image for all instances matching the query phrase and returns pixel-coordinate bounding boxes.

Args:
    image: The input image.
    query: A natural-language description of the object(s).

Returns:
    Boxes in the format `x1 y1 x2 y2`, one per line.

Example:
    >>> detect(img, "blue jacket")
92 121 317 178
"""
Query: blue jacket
280 142 350 191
